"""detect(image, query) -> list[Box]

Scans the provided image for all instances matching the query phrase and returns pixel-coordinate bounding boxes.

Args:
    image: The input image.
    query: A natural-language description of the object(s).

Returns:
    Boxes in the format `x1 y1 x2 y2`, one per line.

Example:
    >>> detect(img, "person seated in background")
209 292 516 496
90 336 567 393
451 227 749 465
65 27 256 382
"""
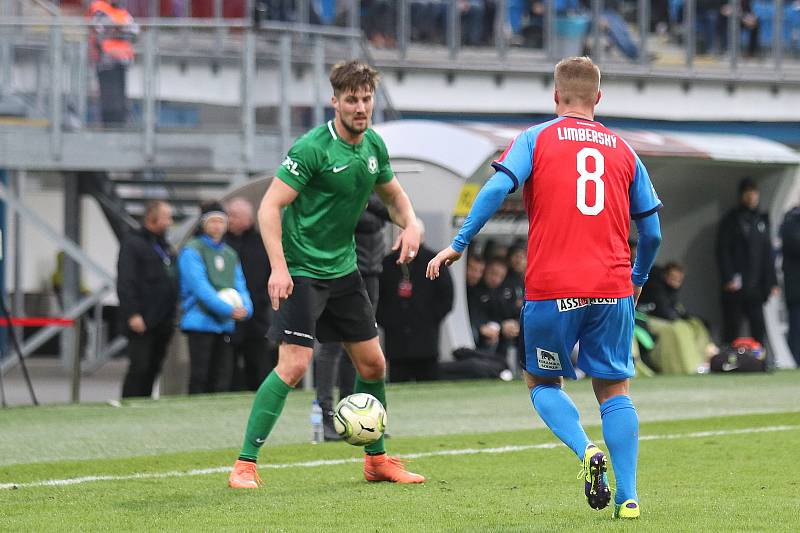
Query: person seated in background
637 261 688 320
637 261 716 374
503 242 526 315
472 258 520 357
465 253 486 342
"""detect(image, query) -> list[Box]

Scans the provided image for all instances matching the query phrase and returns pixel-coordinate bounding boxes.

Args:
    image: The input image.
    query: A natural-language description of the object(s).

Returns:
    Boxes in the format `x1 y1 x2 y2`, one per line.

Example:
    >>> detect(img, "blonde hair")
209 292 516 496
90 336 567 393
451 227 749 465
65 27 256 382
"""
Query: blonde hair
554 56 601 106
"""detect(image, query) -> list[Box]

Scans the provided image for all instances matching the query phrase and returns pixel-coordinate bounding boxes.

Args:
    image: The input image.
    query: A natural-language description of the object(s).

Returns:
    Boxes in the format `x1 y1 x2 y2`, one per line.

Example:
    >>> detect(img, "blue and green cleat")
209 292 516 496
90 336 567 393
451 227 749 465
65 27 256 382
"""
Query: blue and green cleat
613 499 640 519
581 444 611 510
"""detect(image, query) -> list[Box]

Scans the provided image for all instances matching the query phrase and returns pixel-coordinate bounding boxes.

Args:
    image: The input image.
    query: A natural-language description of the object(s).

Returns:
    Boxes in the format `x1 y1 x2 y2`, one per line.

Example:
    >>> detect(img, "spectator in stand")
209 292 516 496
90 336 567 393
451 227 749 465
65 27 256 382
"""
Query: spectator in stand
378 220 454 382
716 178 779 345
87 1 139 126
224 197 276 391
363 1 397 47
117 200 178 398
461 1 486 46
411 1 447 43
179 202 253 394
780 204 800 367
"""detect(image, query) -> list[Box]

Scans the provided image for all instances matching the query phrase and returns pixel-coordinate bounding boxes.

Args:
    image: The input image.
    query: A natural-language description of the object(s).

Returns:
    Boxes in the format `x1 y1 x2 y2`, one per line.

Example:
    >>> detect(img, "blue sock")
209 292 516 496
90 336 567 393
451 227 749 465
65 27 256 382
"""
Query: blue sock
531 384 591 460
600 395 639 504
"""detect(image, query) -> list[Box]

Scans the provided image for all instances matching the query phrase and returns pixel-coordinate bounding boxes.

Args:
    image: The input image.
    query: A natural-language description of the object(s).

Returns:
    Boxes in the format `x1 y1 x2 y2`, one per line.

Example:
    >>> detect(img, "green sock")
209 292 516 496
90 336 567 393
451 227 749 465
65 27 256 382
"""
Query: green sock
354 375 387 455
238 370 293 462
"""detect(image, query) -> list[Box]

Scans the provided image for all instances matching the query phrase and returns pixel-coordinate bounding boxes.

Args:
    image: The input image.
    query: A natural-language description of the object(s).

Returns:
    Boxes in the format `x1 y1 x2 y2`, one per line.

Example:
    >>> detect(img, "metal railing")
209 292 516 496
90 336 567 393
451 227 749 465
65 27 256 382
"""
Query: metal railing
0 15 386 168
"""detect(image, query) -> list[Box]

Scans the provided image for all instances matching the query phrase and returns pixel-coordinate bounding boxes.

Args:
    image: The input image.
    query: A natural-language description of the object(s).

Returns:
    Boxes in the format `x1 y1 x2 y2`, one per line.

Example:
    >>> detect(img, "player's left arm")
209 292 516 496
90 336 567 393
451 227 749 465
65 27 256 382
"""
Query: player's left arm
375 177 420 264
629 149 663 303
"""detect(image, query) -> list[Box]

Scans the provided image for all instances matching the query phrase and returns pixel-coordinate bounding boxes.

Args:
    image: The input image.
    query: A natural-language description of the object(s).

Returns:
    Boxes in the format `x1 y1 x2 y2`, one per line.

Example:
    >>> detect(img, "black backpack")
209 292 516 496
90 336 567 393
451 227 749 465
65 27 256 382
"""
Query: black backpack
710 343 767 373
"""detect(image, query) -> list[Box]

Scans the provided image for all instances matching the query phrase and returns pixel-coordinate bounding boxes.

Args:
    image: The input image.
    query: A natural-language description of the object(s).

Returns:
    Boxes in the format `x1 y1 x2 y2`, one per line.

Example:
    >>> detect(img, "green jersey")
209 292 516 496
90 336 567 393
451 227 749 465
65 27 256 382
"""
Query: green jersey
275 120 394 279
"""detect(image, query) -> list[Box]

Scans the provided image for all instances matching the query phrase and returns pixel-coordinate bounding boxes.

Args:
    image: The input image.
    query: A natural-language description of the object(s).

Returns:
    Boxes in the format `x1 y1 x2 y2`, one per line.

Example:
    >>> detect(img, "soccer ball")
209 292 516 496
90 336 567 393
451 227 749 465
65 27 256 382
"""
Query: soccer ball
217 288 243 308
332 393 386 446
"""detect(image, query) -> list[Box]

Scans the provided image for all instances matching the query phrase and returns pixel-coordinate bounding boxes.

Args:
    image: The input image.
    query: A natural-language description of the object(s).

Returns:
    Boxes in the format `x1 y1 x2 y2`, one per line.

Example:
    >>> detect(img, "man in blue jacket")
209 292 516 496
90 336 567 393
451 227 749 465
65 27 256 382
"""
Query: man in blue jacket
179 202 253 394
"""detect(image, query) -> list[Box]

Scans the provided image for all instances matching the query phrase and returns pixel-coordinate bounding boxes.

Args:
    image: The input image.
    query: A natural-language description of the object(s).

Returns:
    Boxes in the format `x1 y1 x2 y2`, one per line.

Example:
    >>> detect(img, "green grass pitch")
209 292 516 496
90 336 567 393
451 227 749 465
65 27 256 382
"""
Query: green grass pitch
1 372 799 532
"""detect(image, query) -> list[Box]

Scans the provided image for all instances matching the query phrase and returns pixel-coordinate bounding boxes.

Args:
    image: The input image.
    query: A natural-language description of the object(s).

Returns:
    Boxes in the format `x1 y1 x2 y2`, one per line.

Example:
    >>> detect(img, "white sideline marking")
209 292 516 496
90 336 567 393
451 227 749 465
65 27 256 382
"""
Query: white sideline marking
1 424 796 490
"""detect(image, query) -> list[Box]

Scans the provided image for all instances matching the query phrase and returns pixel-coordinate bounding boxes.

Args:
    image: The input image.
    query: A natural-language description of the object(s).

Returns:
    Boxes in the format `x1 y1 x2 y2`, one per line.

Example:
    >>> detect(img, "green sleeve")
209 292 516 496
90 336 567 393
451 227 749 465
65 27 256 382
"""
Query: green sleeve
275 138 322 192
373 133 394 185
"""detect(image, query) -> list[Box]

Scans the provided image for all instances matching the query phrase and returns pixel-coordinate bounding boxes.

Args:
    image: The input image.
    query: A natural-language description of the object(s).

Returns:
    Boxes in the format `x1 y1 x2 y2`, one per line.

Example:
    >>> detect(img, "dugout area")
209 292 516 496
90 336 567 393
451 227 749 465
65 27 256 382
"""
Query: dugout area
216 120 800 369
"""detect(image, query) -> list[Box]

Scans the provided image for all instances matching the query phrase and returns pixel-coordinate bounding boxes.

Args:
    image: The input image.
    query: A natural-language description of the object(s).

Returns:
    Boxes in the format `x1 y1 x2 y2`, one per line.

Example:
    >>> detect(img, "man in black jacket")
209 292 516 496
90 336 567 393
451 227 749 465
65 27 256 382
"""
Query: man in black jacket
716 178 778 344
224 197 275 391
315 192 390 439
378 225 454 382
780 206 800 366
117 200 178 398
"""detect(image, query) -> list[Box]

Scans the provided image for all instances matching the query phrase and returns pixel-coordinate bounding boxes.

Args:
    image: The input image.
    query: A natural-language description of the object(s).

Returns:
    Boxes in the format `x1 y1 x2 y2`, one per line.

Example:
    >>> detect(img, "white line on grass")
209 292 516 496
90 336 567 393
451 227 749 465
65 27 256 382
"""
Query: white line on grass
1 424 796 490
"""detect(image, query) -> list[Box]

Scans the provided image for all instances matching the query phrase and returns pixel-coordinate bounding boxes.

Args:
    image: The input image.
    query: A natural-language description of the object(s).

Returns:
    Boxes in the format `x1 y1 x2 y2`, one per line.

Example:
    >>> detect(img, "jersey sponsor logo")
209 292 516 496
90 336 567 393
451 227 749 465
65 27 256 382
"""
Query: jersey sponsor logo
281 155 300 176
536 348 562 371
557 298 590 312
332 165 349 173
556 127 617 148
557 298 618 312
367 156 378 174
284 329 313 340
214 255 225 271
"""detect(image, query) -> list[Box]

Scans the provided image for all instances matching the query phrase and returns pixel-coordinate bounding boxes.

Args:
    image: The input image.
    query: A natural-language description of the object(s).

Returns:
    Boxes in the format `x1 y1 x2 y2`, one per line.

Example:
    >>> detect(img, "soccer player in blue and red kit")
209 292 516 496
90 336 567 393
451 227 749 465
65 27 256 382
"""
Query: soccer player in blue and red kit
427 57 662 519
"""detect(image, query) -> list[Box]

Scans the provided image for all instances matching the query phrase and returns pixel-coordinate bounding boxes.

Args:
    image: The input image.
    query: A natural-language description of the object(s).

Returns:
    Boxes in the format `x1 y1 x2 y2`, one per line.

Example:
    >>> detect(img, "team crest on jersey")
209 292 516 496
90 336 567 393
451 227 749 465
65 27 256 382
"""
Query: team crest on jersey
367 156 378 174
536 348 562 370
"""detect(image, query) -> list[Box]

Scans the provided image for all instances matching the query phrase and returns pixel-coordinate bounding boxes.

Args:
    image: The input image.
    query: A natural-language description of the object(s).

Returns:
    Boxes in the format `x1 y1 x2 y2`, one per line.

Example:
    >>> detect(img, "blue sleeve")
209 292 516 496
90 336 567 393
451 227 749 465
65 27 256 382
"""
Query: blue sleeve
629 151 662 219
234 263 253 318
492 132 534 193
178 248 234 318
451 172 516 253
632 212 662 287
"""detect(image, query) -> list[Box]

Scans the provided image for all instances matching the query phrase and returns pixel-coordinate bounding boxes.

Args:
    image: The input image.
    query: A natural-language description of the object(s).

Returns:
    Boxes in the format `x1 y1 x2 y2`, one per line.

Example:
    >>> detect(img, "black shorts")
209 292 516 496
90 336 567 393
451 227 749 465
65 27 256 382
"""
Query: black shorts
267 270 378 348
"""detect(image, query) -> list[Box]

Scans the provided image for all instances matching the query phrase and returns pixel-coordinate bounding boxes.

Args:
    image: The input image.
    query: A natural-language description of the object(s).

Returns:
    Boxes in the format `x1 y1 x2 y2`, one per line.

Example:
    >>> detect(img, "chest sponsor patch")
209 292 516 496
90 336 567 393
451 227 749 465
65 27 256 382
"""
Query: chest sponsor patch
557 298 618 312
536 348 562 371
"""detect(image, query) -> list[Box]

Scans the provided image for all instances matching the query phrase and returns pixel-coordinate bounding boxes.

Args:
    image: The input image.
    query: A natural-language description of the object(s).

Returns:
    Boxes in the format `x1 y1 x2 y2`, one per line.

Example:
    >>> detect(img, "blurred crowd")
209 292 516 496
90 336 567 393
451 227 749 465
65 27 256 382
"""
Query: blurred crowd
251 0 800 59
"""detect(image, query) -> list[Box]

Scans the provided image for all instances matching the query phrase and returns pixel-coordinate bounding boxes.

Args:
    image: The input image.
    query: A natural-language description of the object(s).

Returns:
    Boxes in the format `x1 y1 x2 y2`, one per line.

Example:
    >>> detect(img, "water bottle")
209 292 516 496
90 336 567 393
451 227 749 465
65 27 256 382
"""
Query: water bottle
310 400 324 444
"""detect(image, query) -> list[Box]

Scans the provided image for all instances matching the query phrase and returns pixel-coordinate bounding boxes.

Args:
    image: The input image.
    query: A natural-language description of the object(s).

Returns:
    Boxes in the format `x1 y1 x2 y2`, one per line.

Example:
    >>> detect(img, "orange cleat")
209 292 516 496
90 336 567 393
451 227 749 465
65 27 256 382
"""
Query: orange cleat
228 459 262 489
363 454 425 483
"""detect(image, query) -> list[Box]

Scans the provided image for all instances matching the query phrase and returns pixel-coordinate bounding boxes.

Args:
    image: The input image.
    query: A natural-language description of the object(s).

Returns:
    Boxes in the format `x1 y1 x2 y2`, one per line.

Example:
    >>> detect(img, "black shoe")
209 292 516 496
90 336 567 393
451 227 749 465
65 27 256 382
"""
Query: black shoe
323 411 342 441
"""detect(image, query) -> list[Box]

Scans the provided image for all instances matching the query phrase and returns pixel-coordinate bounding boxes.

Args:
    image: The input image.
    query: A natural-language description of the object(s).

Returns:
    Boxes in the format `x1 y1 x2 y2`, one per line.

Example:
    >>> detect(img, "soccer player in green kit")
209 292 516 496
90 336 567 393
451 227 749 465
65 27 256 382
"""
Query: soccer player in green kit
229 60 425 488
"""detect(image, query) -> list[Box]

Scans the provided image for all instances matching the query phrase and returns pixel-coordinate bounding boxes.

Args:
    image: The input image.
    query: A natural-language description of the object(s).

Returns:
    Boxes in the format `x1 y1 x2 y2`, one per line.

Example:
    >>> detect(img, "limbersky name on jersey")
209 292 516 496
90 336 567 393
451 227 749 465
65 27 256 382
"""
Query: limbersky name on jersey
557 298 618 312
556 126 617 148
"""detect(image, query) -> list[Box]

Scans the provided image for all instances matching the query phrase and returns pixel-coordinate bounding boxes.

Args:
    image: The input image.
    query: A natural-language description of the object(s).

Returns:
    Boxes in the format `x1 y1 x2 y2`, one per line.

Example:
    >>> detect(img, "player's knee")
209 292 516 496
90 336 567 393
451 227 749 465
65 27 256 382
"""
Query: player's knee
275 344 313 386
524 371 562 390
357 356 385 381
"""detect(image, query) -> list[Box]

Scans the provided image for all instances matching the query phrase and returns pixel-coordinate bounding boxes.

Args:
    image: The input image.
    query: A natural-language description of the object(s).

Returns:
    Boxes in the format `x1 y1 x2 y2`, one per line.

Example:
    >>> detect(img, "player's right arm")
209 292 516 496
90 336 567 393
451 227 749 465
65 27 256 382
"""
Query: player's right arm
260 139 321 310
427 131 535 280
259 178 299 311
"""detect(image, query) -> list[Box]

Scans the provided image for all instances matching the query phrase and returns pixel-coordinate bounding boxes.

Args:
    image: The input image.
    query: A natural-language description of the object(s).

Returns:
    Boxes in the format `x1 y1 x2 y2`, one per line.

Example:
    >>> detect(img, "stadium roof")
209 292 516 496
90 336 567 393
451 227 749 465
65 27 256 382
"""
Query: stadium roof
375 120 800 180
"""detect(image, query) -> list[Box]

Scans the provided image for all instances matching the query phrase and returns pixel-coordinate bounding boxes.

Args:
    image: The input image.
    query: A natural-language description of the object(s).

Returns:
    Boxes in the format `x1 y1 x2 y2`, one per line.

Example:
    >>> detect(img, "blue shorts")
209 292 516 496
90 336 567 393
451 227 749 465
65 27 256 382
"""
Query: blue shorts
518 297 635 380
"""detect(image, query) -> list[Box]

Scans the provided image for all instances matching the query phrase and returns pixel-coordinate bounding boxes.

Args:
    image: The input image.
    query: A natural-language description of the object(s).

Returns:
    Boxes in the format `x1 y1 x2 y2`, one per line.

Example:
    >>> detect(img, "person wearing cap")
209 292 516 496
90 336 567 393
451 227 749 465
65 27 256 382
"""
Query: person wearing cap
178 201 253 394
715 178 779 345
